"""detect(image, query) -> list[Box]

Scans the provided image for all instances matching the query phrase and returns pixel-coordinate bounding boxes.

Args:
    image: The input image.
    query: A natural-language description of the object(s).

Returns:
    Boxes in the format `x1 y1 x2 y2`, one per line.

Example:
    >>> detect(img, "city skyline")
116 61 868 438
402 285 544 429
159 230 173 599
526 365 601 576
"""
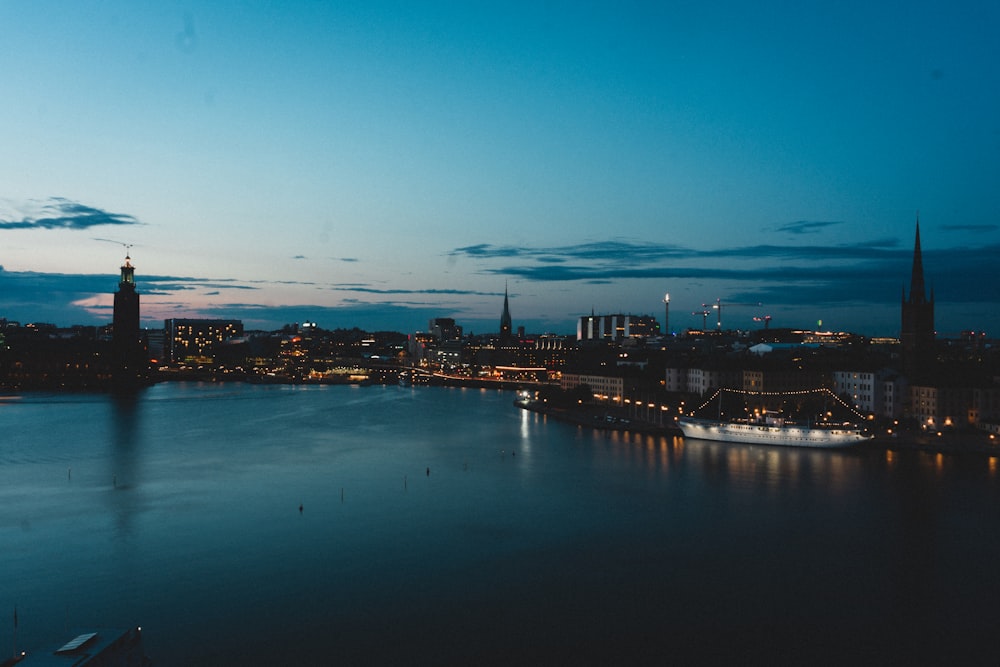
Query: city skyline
1 2 998 336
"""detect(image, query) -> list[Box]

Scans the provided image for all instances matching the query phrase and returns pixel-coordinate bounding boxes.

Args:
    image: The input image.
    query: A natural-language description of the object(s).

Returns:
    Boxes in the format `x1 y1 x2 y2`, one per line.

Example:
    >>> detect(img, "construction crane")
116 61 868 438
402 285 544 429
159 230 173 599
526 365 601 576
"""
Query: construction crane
692 309 712 330
702 299 764 330
753 315 772 330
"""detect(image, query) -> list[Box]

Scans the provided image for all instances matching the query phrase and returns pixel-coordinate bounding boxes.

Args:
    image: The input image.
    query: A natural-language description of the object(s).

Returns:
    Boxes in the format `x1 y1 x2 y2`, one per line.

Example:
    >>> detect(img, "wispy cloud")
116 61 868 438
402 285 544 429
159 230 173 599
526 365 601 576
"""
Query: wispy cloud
141 277 260 293
447 238 1000 308
940 224 999 233
0 269 262 311
773 220 845 235
330 286 501 297
4 235 997 334
449 239 902 266
490 262 877 284
451 240 691 264
0 197 142 230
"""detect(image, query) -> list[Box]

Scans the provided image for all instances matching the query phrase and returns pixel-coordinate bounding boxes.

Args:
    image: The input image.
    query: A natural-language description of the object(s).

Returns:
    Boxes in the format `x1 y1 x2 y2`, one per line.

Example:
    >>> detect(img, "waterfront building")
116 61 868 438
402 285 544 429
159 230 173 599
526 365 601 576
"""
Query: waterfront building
0 324 113 390
879 374 906 420
831 370 879 416
974 385 1000 433
742 368 824 394
165 318 244 364
562 372 636 401
830 369 905 419
691 367 739 394
665 366 742 396
909 381 1000 431
664 366 687 393
911 385 949 430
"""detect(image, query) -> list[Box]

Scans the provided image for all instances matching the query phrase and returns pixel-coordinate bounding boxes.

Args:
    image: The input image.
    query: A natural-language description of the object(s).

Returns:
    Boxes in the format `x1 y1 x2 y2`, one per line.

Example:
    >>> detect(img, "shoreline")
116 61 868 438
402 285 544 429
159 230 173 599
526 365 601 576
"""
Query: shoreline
517 400 1000 456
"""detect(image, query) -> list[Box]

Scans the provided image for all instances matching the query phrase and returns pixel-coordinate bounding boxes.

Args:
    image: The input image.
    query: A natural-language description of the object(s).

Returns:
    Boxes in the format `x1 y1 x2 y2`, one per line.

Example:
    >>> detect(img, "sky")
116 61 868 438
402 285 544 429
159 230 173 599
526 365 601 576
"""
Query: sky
1 1 998 337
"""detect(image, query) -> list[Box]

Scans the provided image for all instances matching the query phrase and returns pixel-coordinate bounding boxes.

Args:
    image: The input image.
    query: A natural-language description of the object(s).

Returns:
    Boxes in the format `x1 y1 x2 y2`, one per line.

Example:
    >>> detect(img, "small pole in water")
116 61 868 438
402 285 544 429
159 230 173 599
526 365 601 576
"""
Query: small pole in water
426 467 430 477
299 503 303 514
68 467 71 480
404 475 407 491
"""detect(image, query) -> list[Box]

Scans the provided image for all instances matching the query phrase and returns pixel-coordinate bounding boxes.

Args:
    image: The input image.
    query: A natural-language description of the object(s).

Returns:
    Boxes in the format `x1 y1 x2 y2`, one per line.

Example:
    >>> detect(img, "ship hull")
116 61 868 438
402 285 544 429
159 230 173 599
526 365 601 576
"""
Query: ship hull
677 417 871 448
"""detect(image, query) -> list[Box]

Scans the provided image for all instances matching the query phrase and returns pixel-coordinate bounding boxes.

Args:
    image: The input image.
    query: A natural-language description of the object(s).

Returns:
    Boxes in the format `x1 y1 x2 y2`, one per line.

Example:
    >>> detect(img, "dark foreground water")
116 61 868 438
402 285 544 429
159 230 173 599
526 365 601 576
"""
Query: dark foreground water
2 382 999 665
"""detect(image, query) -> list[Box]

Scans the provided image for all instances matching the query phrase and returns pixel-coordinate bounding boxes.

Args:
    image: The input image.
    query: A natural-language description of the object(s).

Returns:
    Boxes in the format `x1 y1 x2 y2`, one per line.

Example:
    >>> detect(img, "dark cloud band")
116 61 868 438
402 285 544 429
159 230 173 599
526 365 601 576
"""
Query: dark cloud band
0 197 141 230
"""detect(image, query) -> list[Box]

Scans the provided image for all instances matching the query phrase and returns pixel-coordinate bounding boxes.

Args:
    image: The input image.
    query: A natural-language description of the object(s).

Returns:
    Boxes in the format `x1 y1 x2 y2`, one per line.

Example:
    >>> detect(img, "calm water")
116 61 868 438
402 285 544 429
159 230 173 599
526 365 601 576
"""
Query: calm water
2 382 999 665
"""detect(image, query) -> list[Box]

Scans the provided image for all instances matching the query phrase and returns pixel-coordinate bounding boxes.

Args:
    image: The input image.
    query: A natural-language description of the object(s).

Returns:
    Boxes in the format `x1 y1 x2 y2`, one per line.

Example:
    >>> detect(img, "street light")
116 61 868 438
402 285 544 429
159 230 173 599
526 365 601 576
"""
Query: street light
663 293 670 335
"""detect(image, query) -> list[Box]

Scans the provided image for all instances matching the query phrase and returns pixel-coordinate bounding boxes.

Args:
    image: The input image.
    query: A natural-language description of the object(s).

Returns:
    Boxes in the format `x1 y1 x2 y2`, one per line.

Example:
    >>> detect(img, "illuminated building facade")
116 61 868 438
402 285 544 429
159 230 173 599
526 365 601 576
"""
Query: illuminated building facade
909 383 1000 431
664 366 741 395
829 370 906 419
165 318 243 363
561 372 630 400
577 313 659 342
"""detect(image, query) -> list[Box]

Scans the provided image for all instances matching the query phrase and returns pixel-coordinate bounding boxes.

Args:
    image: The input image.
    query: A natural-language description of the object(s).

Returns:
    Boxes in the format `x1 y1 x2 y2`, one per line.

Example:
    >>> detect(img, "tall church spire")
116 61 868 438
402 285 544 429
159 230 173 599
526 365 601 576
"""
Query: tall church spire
499 282 512 339
901 216 935 378
908 216 927 304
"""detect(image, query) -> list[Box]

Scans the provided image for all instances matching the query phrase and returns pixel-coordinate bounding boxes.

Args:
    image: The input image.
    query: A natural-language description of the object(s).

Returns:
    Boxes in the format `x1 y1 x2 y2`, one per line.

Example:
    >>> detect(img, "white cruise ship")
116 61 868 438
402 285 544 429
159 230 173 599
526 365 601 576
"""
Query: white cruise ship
678 412 872 448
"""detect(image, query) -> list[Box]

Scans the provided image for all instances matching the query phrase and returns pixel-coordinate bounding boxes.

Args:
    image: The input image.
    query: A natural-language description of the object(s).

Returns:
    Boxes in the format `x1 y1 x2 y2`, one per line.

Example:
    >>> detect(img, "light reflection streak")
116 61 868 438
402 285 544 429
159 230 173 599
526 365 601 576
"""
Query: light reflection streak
519 405 531 443
594 428 678 473
107 393 144 555
678 435 861 496
571 426 879 493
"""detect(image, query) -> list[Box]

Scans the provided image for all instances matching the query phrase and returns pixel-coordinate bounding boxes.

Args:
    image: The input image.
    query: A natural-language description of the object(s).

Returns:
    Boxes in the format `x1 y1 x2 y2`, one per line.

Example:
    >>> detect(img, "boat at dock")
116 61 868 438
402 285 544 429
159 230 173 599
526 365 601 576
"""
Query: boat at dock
678 388 873 448
678 413 872 448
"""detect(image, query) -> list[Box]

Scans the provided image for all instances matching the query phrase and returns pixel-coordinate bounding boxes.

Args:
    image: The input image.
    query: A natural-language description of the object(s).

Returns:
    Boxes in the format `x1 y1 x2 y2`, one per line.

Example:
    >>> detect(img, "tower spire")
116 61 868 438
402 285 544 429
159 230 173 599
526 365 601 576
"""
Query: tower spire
901 215 935 378
908 215 927 304
499 281 512 339
113 251 146 390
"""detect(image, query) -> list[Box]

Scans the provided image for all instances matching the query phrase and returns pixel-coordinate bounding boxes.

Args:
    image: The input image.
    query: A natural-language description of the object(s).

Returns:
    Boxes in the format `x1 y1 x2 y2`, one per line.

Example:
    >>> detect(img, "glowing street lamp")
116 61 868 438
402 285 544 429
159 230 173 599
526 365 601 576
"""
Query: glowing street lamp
663 293 670 335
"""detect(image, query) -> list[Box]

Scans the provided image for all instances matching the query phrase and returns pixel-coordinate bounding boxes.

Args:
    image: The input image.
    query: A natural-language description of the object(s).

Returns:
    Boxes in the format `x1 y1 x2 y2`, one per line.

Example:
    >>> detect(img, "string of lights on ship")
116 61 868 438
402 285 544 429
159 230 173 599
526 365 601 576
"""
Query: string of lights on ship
691 387 869 421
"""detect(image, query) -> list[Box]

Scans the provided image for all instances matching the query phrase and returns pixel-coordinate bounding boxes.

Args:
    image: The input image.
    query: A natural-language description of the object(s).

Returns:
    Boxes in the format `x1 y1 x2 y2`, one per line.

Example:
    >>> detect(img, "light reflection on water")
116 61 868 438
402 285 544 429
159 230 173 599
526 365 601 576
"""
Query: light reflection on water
1 382 999 665
590 427 868 498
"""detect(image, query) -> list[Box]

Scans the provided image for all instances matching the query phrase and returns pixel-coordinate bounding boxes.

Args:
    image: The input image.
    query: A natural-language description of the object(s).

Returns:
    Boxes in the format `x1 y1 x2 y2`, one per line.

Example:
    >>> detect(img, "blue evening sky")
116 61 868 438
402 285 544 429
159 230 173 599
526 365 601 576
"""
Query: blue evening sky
1 1 998 336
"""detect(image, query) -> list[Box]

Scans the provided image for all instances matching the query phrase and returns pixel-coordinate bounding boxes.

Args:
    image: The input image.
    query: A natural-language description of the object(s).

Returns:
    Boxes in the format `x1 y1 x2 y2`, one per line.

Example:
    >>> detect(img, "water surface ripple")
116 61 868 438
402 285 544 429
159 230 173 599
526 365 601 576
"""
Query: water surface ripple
2 383 998 665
